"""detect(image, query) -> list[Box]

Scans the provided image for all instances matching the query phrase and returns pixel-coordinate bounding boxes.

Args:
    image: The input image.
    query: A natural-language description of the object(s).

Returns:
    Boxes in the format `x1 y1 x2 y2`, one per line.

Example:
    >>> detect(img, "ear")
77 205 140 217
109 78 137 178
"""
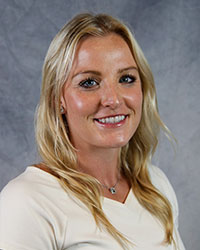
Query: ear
60 93 67 115
60 95 66 110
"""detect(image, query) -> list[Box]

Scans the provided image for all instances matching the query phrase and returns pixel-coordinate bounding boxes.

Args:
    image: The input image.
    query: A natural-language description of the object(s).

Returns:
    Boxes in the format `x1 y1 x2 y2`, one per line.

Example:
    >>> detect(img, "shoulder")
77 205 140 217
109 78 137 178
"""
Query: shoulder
0 168 36 206
0 166 72 214
0 167 68 249
0 167 57 220
1 166 60 202
0 166 72 228
148 164 179 224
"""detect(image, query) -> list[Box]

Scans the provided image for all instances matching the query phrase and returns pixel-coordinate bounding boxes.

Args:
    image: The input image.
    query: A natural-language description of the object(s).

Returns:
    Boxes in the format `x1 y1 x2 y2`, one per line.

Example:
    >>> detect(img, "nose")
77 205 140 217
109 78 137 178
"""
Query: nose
100 82 122 109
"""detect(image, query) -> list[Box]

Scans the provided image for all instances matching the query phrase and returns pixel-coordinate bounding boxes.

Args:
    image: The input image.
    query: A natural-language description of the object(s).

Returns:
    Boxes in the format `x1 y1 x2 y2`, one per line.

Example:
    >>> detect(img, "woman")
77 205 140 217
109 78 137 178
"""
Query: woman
0 13 185 249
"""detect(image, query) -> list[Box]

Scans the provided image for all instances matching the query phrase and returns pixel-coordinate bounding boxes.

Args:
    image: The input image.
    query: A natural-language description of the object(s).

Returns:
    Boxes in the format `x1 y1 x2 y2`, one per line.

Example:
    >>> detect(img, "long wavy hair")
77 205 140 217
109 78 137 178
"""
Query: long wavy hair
35 13 175 248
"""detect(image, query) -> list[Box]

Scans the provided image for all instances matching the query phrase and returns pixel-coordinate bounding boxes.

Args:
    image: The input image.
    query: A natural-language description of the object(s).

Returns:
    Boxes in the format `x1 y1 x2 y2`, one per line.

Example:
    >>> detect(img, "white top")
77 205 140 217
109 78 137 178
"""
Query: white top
0 165 185 250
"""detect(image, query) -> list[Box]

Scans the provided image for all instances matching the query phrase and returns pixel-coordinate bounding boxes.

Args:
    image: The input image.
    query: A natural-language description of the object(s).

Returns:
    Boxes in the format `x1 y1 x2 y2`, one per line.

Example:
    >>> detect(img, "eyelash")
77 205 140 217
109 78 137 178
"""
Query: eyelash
79 74 137 89
79 78 99 89
119 74 136 84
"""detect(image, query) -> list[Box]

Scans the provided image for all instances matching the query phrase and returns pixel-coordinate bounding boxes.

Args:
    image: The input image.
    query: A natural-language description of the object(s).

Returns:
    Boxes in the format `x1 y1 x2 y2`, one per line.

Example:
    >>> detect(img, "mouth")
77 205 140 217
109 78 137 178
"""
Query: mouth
94 114 128 124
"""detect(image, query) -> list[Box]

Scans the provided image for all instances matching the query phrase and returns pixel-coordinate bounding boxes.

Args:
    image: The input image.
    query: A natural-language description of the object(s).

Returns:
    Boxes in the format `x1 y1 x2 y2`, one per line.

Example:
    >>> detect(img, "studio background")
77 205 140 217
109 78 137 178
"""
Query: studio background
0 0 199 249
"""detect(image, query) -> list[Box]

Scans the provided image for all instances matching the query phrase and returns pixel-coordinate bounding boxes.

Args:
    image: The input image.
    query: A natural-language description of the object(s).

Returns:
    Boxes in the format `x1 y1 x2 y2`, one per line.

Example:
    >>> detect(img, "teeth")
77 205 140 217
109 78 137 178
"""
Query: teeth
114 116 119 123
97 115 125 124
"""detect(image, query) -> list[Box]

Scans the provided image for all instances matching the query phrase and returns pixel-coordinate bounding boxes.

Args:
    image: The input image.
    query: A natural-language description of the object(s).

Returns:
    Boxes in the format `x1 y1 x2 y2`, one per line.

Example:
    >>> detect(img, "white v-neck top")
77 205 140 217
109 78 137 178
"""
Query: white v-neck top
0 165 185 250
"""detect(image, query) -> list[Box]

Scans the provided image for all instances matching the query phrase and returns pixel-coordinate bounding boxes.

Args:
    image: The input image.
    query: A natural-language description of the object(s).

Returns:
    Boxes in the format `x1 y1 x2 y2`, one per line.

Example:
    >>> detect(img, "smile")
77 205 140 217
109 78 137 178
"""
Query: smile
94 115 127 124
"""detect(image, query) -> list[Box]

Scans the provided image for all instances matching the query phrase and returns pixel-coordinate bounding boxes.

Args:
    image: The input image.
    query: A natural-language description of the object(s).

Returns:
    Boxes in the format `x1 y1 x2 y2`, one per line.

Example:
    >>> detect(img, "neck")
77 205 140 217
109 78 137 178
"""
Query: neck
76 147 121 186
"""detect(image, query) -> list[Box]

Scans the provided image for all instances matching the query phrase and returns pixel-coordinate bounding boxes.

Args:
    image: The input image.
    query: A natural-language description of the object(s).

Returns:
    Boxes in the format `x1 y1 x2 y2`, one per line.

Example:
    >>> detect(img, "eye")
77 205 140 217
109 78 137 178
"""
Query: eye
119 74 136 84
79 78 99 89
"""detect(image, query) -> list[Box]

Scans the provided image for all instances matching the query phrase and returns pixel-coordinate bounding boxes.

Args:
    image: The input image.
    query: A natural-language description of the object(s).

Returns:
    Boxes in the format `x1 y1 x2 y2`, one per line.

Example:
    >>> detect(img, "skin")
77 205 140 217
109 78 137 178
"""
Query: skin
61 33 143 202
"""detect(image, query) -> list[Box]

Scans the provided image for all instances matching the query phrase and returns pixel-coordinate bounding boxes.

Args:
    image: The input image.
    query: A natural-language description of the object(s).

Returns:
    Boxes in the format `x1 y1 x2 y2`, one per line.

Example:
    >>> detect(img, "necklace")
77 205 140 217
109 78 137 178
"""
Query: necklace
101 175 120 195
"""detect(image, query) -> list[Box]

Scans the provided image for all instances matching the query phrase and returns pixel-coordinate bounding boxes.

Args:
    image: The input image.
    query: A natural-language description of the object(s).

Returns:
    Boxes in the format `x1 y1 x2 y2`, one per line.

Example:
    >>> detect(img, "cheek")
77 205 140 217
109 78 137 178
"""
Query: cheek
64 92 97 119
65 94 85 119
126 88 143 112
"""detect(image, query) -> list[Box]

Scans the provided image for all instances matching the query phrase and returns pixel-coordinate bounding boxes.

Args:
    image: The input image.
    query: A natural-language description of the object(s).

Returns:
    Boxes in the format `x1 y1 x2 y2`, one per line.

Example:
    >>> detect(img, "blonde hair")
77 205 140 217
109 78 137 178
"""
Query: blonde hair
35 13 175 248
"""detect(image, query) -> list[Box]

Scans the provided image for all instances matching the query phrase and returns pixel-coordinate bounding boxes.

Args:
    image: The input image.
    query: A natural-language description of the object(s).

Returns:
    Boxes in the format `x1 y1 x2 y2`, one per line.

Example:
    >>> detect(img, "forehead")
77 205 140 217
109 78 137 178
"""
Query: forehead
70 33 136 72
77 33 129 50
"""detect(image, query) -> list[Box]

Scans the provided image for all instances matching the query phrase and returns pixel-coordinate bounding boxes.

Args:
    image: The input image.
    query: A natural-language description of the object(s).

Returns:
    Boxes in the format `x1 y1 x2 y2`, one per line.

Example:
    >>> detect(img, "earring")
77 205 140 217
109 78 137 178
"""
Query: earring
60 106 65 114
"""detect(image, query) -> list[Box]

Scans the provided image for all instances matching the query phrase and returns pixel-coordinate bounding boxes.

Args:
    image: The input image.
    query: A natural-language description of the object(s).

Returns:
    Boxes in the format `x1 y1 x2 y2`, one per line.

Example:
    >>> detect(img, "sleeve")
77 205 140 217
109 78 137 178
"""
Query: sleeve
0 179 65 250
149 165 186 250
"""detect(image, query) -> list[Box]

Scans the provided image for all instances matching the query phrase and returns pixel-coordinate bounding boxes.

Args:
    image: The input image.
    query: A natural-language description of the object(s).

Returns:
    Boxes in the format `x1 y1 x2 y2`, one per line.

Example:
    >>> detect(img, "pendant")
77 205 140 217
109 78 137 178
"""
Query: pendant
109 187 116 194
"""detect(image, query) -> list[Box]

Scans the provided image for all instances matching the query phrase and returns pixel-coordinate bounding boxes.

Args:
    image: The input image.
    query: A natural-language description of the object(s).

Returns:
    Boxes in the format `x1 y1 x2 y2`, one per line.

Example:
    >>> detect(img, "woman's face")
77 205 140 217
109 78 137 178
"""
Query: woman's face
61 33 143 151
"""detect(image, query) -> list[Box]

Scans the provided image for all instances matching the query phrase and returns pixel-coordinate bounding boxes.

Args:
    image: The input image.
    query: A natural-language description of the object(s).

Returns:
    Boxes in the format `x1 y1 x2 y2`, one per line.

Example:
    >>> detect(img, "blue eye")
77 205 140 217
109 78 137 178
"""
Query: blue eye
119 75 136 84
79 78 98 89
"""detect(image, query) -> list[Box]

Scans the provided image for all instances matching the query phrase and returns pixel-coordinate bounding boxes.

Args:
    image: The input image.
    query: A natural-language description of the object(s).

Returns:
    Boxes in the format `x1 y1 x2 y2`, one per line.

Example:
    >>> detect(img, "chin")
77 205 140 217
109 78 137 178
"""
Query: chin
103 138 130 149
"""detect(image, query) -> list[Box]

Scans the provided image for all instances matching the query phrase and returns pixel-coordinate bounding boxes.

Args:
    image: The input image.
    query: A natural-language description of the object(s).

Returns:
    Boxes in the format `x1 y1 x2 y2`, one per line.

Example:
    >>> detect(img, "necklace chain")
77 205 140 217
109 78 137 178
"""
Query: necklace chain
101 175 120 195
78 167 121 195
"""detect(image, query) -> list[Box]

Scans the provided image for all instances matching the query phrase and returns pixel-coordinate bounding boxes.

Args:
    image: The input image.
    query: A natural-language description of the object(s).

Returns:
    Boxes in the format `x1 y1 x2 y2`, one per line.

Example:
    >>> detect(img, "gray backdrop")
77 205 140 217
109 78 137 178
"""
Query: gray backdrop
0 0 199 249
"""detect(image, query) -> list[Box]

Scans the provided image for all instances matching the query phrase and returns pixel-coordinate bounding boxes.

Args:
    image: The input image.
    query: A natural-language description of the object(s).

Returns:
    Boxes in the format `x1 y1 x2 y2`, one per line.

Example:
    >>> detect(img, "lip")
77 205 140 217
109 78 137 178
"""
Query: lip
94 114 128 128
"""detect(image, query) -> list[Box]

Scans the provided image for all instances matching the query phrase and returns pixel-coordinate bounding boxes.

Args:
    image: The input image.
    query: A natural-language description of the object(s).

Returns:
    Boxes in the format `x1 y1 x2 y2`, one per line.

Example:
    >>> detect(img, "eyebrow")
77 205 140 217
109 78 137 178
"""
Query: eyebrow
72 70 101 79
118 66 138 73
72 66 138 79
